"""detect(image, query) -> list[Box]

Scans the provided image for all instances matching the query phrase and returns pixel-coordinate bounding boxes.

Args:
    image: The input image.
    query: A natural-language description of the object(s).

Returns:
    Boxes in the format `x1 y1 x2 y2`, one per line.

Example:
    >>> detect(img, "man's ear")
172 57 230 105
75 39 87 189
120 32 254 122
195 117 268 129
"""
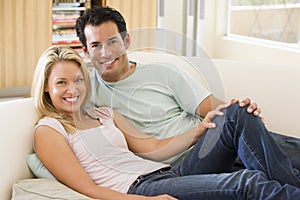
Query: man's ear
124 33 130 49
82 46 90 58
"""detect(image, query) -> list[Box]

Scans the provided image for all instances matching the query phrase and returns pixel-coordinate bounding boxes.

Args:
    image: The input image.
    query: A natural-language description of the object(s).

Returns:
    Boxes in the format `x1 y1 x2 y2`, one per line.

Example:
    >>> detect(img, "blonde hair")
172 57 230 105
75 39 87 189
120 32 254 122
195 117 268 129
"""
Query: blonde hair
31 45 91 133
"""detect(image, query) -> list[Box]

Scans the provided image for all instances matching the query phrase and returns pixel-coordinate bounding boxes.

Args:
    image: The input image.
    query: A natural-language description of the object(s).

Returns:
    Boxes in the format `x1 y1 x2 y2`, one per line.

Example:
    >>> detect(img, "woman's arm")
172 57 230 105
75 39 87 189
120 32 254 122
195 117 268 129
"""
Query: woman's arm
34 125 176 200
113 103 230 161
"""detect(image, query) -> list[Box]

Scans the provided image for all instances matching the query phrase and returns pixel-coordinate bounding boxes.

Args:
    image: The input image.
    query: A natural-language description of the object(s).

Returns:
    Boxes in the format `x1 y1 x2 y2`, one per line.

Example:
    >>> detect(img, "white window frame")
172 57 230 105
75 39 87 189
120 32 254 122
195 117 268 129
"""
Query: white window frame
226 0 300 50
212 0 300 65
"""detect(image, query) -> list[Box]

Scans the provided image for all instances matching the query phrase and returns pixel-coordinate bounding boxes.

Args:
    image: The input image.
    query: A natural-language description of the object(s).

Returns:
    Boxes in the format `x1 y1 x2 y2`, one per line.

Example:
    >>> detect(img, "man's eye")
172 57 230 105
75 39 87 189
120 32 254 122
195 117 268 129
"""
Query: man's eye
91 43 101 48
108 39 119 45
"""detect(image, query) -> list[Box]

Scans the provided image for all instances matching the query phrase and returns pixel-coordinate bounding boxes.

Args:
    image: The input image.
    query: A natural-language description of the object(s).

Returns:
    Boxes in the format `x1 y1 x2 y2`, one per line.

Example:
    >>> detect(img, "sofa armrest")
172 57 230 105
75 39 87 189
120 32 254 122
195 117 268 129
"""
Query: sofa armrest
0 98 37 200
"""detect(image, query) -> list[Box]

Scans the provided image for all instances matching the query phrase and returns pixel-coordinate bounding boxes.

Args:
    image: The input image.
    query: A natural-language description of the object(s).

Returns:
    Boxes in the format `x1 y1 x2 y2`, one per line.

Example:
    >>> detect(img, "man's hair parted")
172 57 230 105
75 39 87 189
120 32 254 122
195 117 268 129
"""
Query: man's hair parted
76 6 127 48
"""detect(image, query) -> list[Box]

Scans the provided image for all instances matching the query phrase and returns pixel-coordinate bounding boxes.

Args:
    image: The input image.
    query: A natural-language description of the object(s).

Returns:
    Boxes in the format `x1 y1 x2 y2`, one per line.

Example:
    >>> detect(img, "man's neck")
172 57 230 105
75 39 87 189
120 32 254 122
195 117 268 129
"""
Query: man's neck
121 61 136 80
101 61 136 82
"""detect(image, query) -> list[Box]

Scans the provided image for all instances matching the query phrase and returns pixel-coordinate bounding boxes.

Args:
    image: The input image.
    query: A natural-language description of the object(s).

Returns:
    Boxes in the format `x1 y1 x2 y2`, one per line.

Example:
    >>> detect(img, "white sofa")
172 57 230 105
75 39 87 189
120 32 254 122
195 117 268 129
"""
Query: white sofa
1 52 300 199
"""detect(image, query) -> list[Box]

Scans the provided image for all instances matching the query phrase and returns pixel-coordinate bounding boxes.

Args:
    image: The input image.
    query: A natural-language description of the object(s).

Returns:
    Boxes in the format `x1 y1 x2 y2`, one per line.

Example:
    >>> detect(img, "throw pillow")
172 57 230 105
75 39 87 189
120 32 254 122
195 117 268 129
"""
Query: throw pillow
26 153 56 180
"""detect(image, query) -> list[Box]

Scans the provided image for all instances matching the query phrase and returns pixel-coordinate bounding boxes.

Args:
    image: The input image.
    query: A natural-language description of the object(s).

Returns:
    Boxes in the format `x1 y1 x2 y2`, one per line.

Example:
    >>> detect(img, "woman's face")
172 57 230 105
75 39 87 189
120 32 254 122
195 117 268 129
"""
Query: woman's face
45 61 86 117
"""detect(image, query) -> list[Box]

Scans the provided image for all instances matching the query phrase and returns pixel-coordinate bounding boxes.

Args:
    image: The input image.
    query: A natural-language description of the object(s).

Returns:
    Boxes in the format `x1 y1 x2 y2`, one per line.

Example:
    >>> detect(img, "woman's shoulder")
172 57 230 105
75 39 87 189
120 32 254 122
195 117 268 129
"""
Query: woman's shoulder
35 117 67 136
37 117 60 127
86 107 114 123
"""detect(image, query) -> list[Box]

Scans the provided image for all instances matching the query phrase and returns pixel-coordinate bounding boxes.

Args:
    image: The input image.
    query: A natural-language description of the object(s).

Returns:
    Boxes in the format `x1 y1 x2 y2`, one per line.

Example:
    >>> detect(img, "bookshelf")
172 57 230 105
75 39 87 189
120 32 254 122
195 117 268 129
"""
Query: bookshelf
52 0 91 48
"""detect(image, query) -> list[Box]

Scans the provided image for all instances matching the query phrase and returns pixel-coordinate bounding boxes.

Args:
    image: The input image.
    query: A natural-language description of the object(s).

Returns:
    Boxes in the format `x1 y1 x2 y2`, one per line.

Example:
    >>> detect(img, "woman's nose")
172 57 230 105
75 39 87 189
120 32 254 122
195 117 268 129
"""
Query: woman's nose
66 84 77 93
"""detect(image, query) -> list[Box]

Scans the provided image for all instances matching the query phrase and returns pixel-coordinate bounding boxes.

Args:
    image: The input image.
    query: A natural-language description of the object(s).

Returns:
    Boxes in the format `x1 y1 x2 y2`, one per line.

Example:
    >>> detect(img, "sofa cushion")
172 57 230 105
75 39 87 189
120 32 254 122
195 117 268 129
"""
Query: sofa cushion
26 153 56 180
11 179 92 200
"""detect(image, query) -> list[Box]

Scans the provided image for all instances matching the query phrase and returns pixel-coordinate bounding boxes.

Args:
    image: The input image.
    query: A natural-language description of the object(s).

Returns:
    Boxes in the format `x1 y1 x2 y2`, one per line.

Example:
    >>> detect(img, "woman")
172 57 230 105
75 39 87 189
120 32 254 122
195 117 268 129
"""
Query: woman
31 45 300 200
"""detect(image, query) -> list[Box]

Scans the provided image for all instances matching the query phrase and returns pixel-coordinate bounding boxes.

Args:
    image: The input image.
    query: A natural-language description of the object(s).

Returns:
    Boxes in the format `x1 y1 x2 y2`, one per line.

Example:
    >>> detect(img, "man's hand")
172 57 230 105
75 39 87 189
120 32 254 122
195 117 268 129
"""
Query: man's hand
197 102 232 132
197 96 265 124
230 98 265 123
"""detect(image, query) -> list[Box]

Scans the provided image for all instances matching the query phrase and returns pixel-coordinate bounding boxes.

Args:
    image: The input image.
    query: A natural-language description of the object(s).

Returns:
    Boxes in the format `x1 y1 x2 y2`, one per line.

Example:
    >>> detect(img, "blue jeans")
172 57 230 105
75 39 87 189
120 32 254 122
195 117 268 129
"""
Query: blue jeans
128 104 300 199
233 131 300 171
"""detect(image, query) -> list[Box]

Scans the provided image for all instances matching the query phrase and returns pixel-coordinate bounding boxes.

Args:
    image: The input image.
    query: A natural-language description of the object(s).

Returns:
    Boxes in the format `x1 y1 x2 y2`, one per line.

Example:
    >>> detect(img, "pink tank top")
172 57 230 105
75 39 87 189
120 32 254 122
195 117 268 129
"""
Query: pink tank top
35 107 168 193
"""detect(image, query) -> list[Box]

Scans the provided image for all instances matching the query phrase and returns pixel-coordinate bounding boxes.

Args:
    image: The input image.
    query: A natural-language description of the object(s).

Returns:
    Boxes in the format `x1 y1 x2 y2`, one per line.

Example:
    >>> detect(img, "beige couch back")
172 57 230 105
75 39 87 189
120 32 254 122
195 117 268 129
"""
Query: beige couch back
214 59 300 138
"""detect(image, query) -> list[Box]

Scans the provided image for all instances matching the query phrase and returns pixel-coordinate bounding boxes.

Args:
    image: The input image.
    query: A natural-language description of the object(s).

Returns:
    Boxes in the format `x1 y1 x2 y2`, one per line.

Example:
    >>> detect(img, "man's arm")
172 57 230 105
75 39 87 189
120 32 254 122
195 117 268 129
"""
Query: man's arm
196 95 224 118
113 107 228 162
196 95 263 119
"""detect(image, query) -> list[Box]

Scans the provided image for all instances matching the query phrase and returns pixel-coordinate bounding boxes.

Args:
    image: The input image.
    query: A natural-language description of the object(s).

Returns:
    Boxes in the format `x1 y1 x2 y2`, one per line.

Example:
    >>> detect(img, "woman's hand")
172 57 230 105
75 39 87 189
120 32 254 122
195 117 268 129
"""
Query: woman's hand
149 194 177 199
136 194 178 200
124 194 177 200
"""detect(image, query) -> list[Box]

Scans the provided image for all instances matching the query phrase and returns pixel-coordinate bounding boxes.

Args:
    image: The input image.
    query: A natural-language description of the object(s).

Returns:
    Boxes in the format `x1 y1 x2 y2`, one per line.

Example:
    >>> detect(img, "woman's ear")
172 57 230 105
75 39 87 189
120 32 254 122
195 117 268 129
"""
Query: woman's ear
44 86 49 92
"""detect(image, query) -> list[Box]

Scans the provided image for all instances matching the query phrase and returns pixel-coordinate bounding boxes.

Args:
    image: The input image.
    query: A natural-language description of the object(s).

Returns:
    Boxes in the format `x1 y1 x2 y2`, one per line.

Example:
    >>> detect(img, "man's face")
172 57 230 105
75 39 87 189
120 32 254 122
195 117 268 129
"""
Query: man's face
84 21 130 82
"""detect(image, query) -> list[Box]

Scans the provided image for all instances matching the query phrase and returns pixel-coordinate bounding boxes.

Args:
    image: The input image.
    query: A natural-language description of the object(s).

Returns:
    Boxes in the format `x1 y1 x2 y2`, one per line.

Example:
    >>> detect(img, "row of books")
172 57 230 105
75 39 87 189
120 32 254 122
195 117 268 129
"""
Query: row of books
52 3 84 47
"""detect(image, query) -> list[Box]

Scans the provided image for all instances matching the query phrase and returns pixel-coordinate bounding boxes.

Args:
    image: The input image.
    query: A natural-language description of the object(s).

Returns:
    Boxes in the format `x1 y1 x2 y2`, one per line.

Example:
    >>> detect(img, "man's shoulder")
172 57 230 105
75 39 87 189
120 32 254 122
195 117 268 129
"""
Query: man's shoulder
87 67 104 87
87 67 97 78
136 62 182 72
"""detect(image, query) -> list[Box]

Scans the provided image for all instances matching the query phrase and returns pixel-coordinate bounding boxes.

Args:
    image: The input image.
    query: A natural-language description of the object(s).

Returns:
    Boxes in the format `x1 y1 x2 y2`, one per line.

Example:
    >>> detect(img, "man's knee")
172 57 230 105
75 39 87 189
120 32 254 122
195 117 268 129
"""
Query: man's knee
222 103 248 118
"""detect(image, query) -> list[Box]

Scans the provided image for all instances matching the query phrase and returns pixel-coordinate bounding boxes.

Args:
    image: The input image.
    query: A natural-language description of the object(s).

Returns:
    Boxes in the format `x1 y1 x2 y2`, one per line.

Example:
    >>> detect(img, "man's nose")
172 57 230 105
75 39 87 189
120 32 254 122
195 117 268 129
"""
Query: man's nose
100 44 112 57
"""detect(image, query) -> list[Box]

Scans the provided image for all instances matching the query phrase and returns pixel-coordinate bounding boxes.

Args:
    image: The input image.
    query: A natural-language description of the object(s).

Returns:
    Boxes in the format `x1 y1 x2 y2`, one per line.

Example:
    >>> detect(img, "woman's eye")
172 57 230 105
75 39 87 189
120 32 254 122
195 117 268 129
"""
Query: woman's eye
57 81 66 85
75 78 84 83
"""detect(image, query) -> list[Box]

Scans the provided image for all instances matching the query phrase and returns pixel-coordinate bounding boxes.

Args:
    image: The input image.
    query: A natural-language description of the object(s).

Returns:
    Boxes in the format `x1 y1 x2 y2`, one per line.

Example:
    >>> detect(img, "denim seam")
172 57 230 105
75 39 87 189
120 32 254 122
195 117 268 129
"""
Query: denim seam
242 135 266 172
234 107 266 172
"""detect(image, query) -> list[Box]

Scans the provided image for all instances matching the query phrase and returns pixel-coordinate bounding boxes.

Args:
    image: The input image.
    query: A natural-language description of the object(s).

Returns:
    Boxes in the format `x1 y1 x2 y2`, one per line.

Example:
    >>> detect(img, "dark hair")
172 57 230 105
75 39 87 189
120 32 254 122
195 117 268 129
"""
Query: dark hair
76 6 127 48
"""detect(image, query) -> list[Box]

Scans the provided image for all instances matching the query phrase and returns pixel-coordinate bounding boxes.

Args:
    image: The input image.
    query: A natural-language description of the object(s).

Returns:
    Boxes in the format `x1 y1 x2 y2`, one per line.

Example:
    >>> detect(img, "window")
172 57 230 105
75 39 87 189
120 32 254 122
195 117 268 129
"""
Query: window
227 0 300 48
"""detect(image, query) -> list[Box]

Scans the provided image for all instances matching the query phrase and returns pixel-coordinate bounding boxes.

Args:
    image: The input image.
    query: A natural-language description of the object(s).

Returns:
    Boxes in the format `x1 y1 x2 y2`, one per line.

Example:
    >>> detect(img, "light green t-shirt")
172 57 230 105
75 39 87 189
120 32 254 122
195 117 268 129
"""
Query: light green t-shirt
88 62 211 164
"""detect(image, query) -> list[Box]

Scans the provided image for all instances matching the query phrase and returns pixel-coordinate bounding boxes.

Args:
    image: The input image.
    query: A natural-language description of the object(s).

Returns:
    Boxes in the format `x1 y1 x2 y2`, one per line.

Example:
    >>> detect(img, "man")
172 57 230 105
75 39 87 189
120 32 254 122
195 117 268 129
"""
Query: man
75 6 300 168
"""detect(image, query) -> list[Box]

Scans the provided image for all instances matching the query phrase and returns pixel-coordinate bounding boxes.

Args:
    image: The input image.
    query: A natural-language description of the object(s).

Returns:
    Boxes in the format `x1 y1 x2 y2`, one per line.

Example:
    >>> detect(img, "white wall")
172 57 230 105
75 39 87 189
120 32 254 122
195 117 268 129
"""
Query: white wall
200 0 216 57
159 0 214 56
161 0 185 33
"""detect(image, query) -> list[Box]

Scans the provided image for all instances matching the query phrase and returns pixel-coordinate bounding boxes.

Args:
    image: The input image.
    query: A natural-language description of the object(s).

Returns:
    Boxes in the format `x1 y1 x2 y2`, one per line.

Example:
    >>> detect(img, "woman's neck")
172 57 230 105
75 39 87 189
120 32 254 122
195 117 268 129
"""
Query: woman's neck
71 110 102 130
